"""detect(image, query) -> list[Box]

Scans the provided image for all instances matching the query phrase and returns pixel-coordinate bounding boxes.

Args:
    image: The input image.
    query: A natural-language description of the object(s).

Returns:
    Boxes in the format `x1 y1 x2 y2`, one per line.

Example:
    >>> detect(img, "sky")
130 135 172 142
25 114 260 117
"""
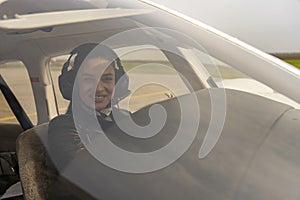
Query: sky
150 0 300 54
1 0 299 54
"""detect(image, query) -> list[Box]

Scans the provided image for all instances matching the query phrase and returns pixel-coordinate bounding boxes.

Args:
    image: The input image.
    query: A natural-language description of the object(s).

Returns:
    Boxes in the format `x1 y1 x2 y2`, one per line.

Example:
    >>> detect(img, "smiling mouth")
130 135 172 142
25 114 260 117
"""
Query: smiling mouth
94 95 107 102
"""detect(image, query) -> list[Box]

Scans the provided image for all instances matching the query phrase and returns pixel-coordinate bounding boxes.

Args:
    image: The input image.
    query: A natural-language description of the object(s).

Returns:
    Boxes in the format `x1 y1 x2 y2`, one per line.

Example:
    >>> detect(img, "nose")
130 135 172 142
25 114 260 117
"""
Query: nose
96 80 105 92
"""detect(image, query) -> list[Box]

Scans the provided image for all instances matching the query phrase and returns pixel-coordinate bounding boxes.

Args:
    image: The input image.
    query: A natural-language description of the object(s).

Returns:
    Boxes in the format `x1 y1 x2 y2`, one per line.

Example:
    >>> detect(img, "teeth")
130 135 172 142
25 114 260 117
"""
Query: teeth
95 95 105 100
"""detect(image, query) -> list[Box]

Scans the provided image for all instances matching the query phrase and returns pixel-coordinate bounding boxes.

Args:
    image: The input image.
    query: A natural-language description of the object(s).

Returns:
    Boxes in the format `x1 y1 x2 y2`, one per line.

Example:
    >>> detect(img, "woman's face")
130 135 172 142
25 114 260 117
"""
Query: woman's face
78 58 115 111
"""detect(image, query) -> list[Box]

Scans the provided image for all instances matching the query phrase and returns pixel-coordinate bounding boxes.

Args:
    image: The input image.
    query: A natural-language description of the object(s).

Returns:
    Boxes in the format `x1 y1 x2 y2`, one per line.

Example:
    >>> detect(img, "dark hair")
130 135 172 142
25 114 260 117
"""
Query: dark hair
71 43 120 72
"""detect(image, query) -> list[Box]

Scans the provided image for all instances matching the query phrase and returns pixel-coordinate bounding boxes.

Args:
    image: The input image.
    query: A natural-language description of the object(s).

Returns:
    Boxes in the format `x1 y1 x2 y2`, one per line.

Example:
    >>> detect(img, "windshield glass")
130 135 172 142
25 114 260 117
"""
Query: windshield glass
9 0 300 200
128 1 300 107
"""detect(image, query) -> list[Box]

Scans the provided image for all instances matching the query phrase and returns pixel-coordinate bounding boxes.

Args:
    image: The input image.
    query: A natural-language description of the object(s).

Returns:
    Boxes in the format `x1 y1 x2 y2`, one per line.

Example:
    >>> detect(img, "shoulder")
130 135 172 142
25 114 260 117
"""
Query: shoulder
48 114 76 136
112 107 131 116
110 107 131 123
48 114 85 170
48 114 80 151
49 114 74 129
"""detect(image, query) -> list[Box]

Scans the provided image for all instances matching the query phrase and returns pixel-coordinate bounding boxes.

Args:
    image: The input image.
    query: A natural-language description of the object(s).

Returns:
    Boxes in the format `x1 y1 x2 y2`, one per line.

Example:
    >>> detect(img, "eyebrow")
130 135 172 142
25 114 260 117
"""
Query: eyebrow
101 73 114 77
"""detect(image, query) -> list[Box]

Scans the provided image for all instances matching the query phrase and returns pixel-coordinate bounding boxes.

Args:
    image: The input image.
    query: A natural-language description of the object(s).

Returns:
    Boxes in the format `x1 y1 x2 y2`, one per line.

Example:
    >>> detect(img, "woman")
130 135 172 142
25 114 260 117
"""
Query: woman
48 43 130 174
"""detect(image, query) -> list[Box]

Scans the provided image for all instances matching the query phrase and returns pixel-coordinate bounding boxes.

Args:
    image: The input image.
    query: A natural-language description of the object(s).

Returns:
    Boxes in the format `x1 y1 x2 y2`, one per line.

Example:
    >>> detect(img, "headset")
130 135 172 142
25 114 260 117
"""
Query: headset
58 43 130 105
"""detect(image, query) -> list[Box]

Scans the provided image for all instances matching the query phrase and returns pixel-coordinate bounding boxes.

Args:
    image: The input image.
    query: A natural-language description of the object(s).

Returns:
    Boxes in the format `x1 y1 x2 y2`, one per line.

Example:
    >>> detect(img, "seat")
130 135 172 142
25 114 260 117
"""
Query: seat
16 123 57 200
0 124 22 195
0 123 23 153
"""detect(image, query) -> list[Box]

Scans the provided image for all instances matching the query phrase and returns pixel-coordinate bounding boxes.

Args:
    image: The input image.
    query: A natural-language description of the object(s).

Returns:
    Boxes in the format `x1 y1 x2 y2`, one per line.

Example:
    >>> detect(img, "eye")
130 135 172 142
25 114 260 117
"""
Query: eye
82 75 96 83
101 75 114 83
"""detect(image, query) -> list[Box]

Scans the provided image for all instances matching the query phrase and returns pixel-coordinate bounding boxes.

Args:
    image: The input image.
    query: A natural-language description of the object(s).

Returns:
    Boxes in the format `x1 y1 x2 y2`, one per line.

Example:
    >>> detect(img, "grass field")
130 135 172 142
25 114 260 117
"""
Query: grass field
285 60 300 69
0 61 24 68
49 61 175 74
4 58 300 70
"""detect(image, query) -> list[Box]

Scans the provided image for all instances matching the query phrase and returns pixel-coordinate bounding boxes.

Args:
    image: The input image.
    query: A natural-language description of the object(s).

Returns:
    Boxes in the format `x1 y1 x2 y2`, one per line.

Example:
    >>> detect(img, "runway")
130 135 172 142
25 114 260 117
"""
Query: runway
0 67 190 123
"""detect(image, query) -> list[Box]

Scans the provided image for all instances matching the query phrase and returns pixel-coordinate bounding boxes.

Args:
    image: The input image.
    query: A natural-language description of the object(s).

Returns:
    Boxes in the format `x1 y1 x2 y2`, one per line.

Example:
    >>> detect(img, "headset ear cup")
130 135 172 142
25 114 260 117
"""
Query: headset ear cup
58 43 98 101
58 69 77 100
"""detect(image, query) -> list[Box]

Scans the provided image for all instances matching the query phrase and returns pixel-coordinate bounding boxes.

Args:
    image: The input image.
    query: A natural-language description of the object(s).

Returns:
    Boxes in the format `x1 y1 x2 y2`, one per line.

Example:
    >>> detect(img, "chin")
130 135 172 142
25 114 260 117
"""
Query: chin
95 103 108 110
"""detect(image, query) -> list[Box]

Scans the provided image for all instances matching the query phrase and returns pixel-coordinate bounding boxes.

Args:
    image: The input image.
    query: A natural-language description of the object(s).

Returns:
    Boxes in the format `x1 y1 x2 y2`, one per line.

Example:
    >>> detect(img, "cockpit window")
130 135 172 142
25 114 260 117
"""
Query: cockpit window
116 45 192 112
0 61 37 124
